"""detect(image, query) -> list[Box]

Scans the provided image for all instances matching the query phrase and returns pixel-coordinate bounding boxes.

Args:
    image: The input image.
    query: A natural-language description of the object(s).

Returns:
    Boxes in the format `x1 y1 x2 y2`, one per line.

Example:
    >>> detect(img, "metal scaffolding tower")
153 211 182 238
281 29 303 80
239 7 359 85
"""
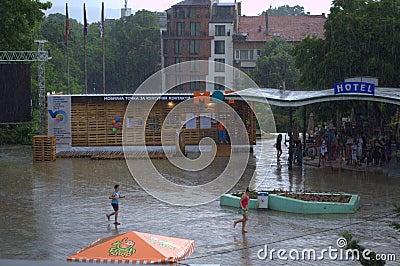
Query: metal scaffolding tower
0 40 51 133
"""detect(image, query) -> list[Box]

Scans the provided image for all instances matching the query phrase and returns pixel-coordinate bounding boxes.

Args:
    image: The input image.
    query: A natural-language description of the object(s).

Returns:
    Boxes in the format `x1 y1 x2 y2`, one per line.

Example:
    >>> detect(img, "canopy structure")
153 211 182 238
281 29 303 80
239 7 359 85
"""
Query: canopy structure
67 231 194 264
225 87 400 107
225 86 400 169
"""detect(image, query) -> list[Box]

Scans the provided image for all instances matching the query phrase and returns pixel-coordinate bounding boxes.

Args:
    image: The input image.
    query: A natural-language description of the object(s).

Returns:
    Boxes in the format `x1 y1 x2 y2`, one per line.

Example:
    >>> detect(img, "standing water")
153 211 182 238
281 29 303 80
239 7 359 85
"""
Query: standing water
0 139 399 265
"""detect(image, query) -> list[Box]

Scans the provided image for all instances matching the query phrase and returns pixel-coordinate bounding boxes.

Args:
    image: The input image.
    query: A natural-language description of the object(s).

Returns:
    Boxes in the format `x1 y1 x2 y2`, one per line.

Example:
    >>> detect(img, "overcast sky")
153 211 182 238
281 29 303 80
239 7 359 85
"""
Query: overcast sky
42 0 333 23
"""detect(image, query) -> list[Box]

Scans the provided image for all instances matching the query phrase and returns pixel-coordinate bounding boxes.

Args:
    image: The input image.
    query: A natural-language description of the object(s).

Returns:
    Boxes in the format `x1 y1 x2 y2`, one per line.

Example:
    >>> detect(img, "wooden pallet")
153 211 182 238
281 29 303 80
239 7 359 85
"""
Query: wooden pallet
33 135 56 161
68 99 256 148
56 150 173 160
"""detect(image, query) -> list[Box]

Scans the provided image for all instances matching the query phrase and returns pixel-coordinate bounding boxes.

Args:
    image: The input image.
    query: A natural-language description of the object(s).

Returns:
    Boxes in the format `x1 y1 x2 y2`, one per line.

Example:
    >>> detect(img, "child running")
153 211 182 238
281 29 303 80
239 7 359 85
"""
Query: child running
106 184 125 225
233 187 250 233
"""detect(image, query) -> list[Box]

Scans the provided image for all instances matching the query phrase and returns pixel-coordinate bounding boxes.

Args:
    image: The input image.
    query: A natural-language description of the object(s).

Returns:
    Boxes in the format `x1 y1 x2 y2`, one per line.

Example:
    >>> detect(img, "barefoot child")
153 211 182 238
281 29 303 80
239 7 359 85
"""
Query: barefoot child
106 184 125 225
233 187 250 233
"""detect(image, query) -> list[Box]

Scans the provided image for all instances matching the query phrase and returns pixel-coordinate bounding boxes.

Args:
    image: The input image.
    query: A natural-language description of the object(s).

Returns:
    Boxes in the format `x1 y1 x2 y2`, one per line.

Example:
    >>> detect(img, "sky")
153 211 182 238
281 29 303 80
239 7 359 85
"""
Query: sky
42 0 333 23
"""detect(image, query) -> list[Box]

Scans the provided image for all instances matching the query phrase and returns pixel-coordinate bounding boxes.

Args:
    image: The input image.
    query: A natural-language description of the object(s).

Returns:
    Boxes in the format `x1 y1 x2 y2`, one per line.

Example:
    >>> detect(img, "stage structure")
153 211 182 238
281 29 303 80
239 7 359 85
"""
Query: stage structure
46 94 256 156
0 40 51 133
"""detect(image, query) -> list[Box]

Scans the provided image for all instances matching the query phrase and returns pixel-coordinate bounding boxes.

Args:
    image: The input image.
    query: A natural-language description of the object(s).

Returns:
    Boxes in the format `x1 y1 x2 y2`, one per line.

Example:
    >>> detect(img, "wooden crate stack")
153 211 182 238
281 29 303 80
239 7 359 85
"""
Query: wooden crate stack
68 99 256 148
87 103 107 146
71 103 88 146
33 135 56 161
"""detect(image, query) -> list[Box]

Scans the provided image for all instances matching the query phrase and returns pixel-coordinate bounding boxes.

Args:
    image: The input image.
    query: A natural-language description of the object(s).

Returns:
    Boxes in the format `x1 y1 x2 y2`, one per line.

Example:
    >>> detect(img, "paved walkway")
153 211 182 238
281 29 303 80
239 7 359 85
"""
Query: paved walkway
0 144 399 265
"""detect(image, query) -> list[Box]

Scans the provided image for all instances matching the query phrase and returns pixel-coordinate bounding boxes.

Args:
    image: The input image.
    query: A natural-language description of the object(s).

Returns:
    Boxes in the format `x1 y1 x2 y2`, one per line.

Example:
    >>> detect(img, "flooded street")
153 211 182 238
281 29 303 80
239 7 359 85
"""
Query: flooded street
1 139 400 265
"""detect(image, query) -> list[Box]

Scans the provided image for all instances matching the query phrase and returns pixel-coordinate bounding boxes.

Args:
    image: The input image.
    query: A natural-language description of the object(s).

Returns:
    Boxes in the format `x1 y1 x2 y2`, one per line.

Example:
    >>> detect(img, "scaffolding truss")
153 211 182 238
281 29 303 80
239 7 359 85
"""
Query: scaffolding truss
0 40 51 133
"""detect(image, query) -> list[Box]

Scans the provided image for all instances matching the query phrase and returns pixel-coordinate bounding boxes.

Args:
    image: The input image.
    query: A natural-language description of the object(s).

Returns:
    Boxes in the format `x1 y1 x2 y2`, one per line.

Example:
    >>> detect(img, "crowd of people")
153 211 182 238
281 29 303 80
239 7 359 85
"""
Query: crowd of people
311 130 396 168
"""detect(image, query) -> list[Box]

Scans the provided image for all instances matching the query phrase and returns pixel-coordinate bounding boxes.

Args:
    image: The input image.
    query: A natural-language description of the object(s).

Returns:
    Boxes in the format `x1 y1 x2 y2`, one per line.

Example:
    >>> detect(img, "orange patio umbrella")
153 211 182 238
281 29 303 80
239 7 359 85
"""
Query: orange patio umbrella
67 231 194 264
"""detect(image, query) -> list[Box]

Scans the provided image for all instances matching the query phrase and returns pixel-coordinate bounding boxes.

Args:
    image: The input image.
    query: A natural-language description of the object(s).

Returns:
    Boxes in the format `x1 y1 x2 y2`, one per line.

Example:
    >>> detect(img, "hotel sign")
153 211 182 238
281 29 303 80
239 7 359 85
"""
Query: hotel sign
334 82 375 95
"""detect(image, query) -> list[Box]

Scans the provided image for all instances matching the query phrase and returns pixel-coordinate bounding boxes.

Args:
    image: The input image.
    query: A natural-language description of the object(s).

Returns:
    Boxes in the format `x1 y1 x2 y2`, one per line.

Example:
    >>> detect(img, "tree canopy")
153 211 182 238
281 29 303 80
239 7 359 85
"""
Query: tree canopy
294 0 400 89
252 37 300 90
0 0 51 50
260 5 306 16
34 10 161 94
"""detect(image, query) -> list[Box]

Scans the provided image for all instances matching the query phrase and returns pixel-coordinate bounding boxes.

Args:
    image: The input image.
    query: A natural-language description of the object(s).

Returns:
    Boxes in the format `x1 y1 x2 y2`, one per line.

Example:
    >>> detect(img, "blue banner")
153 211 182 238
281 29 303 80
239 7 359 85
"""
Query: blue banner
334 82 375 95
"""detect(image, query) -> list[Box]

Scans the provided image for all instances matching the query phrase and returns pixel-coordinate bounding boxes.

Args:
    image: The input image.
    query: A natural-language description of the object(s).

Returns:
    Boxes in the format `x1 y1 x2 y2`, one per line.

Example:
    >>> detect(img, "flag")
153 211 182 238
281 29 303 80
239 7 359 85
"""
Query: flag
84 3 88 38
66 3 70 41
100 2 104 38
99 21 103 38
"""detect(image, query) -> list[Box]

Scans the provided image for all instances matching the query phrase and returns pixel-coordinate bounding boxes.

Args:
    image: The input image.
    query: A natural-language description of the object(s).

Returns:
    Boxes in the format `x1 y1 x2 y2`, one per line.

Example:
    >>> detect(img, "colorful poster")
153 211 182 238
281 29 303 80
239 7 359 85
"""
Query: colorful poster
47 95 72 147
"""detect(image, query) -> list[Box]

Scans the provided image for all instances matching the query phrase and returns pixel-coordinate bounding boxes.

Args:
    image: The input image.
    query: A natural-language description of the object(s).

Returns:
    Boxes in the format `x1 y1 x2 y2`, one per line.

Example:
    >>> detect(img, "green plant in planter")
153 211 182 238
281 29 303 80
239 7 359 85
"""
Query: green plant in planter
283 193 351 203
232 191 259 199
231 189 352 203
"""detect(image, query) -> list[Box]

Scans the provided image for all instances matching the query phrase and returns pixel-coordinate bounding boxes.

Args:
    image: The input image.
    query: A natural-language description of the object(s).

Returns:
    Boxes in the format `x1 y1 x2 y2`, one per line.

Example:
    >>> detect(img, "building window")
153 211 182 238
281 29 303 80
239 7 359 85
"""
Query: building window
235 50 254 60
177 22 185 36
175 75 183 90
215 59 225 72
214 76 225 91
190 39 200 55
189 8 197 18
175 58 183 72
215 40 225 54
215 25 226 36
176 8 186 19
190 58 200 72
190 76 200 91
190 22 200 36
174 40 182 54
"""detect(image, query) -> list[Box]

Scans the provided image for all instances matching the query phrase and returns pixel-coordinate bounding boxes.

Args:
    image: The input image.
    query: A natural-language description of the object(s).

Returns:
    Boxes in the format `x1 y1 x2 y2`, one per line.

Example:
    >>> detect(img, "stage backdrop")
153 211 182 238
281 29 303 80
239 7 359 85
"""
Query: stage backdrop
0 64 31 123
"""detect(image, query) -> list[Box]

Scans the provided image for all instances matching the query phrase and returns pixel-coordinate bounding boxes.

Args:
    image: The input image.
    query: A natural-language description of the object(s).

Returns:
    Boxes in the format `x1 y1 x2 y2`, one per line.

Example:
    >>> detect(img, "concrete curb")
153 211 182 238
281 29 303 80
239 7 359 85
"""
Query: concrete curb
220 193 360 214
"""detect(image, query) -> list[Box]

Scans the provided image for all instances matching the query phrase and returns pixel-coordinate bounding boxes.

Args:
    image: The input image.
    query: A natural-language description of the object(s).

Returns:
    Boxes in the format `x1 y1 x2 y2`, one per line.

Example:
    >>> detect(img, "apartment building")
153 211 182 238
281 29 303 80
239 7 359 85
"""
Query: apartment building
162 0 326 92
233 13 326 70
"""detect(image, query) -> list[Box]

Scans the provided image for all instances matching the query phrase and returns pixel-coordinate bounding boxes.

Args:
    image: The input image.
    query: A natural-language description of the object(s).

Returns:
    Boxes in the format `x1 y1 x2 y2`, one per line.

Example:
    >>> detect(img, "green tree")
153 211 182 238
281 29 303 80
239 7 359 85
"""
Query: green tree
0 0 51 50
107 10 161 93
252 37 300 90
261 5 306 16
293 37 327 89
251 38 300 132
33 10 161 95
36 14 84 94
0 0 51 145
294 0 400 88
292 0 400 132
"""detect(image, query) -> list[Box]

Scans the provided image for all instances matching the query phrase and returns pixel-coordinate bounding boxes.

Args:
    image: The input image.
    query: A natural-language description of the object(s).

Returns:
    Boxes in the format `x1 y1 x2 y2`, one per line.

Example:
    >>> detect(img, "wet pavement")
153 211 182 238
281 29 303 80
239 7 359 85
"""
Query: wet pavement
1 139 400 265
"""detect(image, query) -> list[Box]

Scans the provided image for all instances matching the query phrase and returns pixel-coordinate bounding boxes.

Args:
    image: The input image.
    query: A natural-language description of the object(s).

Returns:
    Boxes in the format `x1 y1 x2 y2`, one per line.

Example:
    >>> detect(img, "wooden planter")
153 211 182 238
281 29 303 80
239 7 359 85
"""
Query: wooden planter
32 135 56 161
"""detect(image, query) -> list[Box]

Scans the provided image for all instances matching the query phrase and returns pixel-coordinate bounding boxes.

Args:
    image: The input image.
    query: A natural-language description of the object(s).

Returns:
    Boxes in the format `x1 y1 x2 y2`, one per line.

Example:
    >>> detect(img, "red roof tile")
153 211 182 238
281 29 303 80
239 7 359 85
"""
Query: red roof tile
238 15 326 42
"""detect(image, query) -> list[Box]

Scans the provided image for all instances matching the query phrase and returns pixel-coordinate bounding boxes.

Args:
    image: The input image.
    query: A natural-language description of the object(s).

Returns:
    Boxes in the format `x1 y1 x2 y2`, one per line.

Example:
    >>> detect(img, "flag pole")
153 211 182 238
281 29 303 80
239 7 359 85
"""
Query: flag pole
101 2 105 94
66 3 70 94
84 3 88 94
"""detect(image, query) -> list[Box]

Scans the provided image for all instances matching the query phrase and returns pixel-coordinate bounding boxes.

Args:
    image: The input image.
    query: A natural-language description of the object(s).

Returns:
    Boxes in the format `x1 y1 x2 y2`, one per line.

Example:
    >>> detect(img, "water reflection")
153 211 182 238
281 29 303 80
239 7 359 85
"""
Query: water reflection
0 142 400 265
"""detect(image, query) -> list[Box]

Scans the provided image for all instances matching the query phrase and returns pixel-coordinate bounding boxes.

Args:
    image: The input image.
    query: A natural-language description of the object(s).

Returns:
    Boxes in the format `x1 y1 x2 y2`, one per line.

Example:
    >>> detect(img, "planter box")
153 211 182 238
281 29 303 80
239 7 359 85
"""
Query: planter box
220 193 360 214
268 193 360 214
